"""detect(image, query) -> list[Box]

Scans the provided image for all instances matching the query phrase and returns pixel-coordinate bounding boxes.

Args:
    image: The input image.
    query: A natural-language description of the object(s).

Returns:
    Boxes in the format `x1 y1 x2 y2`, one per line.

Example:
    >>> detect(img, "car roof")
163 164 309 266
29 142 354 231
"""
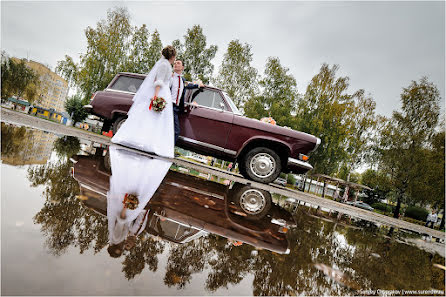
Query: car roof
117 72 147 78
116 72 221 92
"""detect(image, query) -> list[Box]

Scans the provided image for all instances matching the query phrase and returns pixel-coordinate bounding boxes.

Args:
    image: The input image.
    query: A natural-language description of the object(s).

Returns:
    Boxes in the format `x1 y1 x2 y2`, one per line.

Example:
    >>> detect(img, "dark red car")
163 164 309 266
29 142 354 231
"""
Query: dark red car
85 72 320 183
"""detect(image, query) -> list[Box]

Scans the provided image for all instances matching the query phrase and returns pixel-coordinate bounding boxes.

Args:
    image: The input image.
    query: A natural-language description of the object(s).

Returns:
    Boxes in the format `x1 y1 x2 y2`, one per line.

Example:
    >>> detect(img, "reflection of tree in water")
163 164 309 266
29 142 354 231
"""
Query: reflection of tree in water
52 136 81 159
249 212 354 296
159 207 444 295
163 237 209 289
1 123 34 161
28 159 166 277
29 161 109 256
205 235 253 292
344 226 445 291
23 155 445 292
122 236 165 280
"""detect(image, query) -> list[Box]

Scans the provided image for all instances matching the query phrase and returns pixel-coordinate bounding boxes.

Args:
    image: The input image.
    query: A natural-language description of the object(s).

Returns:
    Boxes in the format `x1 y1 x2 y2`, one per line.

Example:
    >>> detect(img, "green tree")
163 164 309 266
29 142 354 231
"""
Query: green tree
146 29 163 71
295 64 376 176
64 94 89 125
1 52 40 103
244 57 298 127
360 169 392 203
213 40 258 108
423 127 445 227
378 77 441 217
346 90 377 171
172 25 217 83
126 26 163 74
125 24 150 74
56 7 162 102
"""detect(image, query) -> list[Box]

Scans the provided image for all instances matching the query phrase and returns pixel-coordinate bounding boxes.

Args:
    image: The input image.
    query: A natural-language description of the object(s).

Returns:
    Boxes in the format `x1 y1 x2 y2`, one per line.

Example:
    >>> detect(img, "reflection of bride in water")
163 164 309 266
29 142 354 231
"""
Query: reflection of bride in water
106 145 171 257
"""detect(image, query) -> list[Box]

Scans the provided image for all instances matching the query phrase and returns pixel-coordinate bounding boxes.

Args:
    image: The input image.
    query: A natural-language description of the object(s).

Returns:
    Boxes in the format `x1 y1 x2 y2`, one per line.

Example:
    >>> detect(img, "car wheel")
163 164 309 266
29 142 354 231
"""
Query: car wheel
229 184 272 220
103 149 111 172
243 147 282 184
112 116 127 135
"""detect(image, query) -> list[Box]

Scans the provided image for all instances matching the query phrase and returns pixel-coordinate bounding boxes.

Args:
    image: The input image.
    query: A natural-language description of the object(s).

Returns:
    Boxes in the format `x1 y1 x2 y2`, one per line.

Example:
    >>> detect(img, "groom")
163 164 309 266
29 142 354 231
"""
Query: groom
171 60 204 144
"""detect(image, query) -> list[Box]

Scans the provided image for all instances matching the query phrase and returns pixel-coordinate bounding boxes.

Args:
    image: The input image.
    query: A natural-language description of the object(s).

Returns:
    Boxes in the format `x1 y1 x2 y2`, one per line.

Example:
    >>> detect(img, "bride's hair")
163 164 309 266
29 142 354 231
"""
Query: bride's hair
162 45 176 60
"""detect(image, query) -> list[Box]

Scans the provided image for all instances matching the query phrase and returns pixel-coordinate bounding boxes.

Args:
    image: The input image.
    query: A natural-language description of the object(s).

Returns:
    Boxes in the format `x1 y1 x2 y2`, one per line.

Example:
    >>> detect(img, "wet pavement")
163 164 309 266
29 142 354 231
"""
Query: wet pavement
1 120 445 296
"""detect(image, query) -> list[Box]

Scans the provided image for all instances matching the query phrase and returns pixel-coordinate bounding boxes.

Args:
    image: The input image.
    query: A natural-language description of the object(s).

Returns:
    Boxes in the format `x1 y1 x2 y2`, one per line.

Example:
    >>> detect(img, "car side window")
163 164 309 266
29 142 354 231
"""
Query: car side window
192 89 228 111
110 76 144 93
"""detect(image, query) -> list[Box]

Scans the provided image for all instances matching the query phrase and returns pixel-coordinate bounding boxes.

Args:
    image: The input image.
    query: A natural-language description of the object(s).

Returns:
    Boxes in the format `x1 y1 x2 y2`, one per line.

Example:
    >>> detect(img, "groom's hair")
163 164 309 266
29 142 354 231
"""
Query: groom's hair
162 45 176 60
108 243 124 258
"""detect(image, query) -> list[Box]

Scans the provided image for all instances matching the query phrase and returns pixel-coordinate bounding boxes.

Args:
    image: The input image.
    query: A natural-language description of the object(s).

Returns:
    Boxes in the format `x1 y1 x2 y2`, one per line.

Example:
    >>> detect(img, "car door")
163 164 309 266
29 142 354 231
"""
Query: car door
179 88 233 153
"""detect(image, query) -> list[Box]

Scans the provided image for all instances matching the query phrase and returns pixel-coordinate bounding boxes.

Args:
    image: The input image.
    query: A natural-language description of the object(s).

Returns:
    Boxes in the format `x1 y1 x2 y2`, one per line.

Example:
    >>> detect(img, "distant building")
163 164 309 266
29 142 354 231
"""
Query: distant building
29 106 71 124
12 58 69 112
2 96 32 113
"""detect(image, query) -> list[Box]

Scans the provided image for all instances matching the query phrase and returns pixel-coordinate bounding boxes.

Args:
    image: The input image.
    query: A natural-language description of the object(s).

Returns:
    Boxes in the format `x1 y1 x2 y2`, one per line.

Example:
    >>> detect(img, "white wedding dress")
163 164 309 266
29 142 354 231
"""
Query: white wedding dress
107 145 172 244
111 57 174 158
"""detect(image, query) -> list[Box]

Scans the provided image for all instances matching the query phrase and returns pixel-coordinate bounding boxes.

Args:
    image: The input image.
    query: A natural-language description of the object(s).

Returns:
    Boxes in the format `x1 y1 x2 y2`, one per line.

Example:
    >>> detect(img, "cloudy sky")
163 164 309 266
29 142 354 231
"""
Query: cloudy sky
2 1 444 117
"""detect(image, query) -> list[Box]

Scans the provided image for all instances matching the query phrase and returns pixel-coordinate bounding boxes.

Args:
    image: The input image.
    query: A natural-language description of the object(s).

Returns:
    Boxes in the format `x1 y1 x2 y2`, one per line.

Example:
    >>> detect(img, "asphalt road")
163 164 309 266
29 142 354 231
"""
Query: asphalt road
2 108 445 240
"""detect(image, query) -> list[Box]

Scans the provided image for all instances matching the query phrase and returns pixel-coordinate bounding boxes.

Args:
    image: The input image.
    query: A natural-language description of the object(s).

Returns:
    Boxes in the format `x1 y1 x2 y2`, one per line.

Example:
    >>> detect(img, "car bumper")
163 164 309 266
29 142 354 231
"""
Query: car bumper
287 157 313 174
83 104 93 112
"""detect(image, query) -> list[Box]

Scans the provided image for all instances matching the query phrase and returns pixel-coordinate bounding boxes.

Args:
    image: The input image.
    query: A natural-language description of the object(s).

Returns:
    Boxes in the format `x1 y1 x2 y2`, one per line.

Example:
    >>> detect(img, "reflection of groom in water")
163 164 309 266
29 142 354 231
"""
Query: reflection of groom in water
170 60 204 144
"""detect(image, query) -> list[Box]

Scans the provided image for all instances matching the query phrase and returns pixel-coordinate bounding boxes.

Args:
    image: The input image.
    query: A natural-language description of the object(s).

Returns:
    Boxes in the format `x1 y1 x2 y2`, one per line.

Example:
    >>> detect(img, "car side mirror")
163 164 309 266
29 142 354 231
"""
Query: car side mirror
219 102 225 111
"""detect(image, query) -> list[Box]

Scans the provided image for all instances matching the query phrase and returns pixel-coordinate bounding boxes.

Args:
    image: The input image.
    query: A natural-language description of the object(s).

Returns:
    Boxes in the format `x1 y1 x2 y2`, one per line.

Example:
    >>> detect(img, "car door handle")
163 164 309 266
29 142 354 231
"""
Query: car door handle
185 103 198 111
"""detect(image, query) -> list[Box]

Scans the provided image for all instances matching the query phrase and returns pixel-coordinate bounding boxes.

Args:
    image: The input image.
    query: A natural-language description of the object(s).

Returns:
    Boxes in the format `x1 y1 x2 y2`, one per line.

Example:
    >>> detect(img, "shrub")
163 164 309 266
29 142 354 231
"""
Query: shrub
371 202 393 213
287 174 296 185
404 206 429 222
402 216 425 226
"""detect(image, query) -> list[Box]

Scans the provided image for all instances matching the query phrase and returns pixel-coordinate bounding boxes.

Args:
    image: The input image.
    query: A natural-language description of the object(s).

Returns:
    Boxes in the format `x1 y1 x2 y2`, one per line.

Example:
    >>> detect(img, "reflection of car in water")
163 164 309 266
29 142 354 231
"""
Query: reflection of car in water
71 150 296 254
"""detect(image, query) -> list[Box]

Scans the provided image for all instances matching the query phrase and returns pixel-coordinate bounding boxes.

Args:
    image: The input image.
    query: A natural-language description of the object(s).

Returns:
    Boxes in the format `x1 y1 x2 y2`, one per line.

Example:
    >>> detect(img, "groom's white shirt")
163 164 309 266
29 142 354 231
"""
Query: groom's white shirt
170 72 184 106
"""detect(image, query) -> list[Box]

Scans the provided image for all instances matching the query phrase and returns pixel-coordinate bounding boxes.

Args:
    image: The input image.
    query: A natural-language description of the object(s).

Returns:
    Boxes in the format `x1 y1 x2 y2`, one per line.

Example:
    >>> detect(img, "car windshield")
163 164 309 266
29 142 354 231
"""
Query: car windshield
222 92 243 115
109 75 144 93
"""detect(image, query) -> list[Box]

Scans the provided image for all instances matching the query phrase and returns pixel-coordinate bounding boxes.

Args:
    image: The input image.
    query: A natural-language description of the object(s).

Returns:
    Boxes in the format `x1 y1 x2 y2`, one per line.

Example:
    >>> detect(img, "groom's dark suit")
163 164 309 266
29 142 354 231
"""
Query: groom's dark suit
171 75 200 144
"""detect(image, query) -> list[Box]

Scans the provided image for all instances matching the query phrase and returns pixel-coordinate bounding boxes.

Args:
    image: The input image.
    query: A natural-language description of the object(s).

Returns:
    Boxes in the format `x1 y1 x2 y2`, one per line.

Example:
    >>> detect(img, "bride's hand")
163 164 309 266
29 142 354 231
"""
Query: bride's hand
154 85 161 98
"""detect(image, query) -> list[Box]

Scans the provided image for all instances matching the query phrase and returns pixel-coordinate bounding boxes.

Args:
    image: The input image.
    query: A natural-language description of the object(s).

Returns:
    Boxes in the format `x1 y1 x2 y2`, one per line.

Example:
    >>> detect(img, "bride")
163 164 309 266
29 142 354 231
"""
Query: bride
111 45 176 158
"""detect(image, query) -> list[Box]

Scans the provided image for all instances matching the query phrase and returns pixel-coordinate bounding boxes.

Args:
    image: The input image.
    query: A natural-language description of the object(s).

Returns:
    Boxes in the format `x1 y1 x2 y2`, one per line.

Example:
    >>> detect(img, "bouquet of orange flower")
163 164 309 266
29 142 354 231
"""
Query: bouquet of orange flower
260 117 276 125
123 193 139 210
149 96 166 112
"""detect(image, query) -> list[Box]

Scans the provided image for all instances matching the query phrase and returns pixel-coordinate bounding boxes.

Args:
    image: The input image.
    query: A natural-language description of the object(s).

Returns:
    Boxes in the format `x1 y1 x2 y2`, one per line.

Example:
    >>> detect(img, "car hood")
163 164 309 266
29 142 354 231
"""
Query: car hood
234 114 320 146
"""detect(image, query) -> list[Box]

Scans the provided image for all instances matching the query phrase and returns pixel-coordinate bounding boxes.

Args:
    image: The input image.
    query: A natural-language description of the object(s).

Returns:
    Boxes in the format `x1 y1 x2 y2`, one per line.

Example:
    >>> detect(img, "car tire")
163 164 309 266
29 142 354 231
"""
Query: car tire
112 116 127 135
229 184 272 220
103 149 111 172
242 147 282 184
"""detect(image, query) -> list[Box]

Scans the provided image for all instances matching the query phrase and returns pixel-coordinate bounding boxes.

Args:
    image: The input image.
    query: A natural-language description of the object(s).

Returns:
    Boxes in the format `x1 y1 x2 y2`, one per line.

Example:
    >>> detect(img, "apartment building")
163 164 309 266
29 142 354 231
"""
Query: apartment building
12 58 69 112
